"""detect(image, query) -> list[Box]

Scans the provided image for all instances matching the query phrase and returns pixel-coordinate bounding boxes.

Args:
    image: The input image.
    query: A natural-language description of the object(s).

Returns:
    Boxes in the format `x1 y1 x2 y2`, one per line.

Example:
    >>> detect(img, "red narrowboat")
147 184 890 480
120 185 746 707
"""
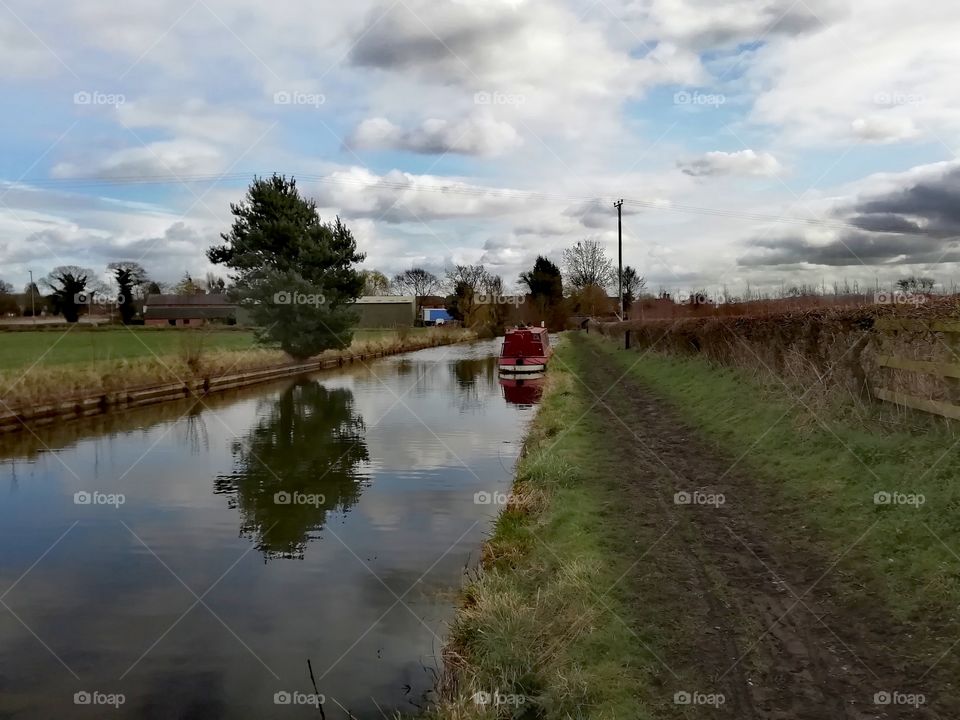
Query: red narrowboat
499 326 552 374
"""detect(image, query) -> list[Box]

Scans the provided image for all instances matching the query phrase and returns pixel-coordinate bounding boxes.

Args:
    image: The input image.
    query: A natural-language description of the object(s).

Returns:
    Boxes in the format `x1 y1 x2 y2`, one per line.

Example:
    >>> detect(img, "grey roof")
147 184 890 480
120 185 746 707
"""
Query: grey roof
145 294 234 307
355 295 415 305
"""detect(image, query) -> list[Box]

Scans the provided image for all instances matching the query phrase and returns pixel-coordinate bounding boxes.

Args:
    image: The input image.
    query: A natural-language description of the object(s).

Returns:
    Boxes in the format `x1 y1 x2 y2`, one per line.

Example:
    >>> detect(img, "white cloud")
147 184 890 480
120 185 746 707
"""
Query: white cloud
0 205 218 284
851 117 919 144
310 167 529 224
348 115 522 156
345 0 685 139
51 140 224 179
117 99 267 145
1 0 959 297
750 0 960 144
612 0 842 50
0 16 61 78
479 234 531 267
349 0 625 94
677 150 783 177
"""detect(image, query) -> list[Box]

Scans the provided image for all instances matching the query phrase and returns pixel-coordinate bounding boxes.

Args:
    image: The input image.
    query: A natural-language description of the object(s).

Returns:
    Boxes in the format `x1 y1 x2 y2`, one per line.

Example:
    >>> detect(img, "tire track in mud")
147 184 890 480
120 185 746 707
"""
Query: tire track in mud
568 336 939 719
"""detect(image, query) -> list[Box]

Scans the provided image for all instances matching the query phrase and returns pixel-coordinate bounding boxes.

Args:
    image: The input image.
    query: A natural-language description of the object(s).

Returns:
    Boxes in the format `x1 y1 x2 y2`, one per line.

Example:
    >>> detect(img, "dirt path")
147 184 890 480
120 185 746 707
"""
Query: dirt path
565 336 942 719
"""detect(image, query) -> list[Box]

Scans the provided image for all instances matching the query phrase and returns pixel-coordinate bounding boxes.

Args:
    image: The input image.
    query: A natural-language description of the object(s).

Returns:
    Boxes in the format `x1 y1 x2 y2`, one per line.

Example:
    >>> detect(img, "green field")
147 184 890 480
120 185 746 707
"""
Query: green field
0 327 420 370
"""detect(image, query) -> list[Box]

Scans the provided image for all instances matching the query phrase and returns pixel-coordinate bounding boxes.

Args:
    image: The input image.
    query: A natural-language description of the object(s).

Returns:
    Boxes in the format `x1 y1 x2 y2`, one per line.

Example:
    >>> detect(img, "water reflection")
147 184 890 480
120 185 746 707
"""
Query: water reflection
213 380 370 558
177 404 210 455
500 375 546 406
451 357 495 388
0 340 542 719
449 356 498 411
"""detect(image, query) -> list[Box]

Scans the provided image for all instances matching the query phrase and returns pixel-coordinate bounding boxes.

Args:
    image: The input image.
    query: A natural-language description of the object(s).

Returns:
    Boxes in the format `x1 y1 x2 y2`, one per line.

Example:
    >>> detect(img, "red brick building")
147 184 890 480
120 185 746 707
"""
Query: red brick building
143 295 238 326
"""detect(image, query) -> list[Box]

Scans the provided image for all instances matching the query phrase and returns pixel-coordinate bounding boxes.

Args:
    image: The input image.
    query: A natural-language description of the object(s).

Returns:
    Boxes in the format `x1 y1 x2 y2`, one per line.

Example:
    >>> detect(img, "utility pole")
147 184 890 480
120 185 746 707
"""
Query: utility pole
614 199 624 320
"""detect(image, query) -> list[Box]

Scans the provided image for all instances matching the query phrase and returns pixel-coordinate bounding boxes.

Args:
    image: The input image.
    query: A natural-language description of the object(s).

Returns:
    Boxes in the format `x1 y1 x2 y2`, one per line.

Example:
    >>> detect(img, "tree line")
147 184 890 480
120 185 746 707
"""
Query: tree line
0 265 230 323
383 239 644 330
1 174 645 360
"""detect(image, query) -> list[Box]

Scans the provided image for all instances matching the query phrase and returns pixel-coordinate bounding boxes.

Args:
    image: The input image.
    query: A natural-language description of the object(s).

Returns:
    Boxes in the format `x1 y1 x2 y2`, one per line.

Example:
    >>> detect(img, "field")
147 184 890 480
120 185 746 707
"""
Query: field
0 327 424 371
0 326 455 413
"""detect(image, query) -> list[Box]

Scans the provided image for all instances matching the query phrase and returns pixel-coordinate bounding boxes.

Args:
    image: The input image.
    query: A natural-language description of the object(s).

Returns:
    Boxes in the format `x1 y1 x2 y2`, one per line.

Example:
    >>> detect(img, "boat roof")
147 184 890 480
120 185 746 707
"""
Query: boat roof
505 326 548 335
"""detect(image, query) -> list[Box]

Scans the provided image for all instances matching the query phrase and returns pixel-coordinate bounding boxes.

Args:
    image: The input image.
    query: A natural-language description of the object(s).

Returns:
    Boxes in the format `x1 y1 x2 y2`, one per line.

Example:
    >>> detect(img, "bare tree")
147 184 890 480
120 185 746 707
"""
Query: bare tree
896 276 935 293
204 272 227 294
392 267 441 296
563 239 615 291
444 265 495 327
445 264 491 293
361 269 390 295
173 272 205 296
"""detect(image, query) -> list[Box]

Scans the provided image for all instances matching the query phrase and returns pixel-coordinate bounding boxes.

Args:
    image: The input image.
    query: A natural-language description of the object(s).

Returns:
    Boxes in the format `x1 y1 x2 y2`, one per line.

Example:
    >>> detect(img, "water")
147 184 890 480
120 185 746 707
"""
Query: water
0 340 542 719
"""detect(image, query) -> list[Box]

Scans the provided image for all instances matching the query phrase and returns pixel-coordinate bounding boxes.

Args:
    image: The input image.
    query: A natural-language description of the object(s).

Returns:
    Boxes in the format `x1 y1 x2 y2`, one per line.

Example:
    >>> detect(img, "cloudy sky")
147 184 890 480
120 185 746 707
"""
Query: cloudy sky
1 0 959 295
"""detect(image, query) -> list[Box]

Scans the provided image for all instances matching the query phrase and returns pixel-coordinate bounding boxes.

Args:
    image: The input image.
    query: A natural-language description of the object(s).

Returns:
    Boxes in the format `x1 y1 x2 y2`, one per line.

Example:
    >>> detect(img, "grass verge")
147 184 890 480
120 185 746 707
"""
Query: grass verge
590 334 960 639
0 327 436 370
425 339 665 720
0 327 472 411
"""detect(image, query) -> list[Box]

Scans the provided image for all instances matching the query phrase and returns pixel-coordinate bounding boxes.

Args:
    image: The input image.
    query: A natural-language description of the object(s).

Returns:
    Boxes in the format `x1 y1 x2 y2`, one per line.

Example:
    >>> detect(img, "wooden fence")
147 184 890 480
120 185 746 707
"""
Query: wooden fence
873 318 960 420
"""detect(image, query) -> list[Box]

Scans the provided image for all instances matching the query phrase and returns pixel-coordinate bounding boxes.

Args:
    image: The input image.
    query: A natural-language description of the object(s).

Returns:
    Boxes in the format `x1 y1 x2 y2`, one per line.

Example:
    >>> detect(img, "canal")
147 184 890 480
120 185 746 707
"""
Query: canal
0 340 542 719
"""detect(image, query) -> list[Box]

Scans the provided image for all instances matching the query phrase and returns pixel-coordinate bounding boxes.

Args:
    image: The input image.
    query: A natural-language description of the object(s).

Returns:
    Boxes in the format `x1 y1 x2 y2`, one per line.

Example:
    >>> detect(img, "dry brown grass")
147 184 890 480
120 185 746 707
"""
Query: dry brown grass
0 327 474 412
595 298 960 427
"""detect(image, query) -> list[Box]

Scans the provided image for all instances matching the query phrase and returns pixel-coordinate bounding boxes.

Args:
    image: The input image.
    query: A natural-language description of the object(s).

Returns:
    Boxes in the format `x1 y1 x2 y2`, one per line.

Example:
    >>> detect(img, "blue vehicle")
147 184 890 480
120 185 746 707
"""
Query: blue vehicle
422 308 452 325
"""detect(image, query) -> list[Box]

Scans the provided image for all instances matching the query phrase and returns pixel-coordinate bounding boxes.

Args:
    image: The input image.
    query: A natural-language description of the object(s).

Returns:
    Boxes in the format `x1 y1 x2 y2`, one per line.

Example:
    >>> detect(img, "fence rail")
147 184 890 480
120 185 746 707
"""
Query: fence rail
873 318 960 420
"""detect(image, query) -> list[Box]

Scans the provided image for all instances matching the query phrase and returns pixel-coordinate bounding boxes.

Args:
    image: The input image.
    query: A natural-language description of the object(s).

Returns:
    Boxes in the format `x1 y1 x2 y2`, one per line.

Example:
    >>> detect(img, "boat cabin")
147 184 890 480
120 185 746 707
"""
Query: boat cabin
499 326 552 373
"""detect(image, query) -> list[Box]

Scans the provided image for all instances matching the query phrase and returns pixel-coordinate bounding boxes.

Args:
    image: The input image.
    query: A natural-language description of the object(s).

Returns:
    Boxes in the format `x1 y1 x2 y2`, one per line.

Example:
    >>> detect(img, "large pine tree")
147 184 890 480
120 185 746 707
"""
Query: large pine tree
208 175 365 359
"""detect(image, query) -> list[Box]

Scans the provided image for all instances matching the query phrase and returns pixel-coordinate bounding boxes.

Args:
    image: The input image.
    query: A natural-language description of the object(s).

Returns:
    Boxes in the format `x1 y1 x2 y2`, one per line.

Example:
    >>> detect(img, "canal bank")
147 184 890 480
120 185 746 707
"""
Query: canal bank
429 333 958 718
0 327 473 434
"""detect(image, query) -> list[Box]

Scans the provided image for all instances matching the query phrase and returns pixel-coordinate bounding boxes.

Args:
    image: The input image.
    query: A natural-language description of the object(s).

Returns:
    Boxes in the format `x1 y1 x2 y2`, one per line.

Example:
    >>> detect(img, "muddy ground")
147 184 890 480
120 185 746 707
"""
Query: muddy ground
560 335 952 719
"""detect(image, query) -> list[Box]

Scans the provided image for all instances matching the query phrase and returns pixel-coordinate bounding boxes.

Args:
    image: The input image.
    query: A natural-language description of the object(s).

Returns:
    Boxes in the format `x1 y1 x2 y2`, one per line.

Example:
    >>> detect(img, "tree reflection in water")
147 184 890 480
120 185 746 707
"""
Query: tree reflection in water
449 357 497 411
214 380 369 559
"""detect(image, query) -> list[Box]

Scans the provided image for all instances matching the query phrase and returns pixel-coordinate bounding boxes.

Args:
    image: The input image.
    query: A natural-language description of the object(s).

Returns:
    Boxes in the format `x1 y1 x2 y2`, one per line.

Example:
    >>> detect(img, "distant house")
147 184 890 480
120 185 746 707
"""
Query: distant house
144 294 238 326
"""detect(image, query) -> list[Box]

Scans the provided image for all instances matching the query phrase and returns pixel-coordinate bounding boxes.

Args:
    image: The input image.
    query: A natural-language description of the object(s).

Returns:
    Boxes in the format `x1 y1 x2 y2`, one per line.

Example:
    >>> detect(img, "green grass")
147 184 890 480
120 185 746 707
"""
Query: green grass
0 327 427 370
591 335 960 628
426 340 668 719
431 333 960 717
0 328 256 369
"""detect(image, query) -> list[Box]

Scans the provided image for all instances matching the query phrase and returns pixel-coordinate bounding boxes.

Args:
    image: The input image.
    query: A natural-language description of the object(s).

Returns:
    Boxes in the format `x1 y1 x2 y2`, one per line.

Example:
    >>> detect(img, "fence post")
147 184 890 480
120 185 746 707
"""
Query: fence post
625 330 631 350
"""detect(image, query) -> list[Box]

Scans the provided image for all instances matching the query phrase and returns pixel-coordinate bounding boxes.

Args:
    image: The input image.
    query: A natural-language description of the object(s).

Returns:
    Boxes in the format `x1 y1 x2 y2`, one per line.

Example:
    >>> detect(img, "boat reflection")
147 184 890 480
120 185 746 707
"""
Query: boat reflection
499 374 545 406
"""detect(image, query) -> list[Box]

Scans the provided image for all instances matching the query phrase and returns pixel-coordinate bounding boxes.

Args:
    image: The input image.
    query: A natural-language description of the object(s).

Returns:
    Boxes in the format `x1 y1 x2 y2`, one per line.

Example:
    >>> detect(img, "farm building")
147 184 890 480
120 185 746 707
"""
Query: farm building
143 294 416 327
354 296 416 327
144 294 238 326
